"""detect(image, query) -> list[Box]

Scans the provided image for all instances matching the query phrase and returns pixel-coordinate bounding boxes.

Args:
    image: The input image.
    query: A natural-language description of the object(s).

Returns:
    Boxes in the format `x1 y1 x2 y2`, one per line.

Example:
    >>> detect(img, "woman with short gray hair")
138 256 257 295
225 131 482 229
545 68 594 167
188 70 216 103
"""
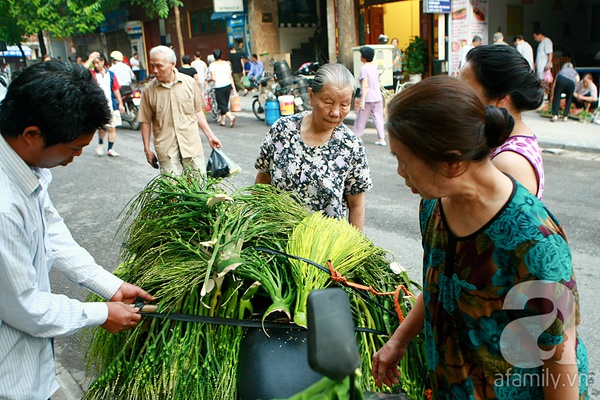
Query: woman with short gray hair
254 63 372 231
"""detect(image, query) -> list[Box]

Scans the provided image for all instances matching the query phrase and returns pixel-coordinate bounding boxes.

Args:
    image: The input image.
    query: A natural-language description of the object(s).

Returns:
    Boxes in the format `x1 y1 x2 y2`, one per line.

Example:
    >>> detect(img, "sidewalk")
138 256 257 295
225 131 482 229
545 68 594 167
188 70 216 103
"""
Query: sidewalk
239 92 600 152
343 108 600 153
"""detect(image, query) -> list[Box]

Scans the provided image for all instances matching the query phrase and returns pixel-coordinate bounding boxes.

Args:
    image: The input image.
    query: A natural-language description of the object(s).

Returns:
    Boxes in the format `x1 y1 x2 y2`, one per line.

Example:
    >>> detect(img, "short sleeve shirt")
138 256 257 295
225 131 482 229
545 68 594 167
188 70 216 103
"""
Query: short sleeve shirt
419 180 587 399
138 70 205 161
255 112 373 218
575 81 598 100
536 37 553 70
359 63 383 103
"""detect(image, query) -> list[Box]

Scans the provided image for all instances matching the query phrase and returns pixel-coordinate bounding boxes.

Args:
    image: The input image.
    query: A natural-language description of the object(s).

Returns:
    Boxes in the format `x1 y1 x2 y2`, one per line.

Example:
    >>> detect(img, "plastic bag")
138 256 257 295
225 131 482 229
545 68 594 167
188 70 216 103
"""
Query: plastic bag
543 69 554 84
230 92 241 112
242 75 252 89
204 94 212 112
206 148 241 179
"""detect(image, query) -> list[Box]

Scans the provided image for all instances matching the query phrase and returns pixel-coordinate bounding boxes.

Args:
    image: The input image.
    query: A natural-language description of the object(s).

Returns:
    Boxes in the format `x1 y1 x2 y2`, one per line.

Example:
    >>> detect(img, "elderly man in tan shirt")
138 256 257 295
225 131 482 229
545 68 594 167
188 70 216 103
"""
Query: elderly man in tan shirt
138 45 221 176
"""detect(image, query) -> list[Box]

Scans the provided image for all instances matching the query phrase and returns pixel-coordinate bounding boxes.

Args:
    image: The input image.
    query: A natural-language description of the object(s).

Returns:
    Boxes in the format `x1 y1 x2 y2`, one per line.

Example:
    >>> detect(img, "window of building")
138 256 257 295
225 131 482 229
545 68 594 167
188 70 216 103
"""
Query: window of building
189 8 226 36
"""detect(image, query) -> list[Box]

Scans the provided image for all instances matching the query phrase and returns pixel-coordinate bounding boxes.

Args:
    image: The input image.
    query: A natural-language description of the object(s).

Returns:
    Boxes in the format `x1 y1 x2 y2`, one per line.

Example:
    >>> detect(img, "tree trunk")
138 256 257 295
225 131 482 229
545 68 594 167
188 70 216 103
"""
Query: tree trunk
38 31 47 57
16 43 27 67
174 4 184 63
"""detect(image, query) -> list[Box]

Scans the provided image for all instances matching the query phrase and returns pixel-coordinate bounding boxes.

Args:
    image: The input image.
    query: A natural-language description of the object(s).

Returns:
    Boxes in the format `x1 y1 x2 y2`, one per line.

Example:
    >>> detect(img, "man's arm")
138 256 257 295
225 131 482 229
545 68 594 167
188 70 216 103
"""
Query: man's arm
196 111 221 149
141 122 158 168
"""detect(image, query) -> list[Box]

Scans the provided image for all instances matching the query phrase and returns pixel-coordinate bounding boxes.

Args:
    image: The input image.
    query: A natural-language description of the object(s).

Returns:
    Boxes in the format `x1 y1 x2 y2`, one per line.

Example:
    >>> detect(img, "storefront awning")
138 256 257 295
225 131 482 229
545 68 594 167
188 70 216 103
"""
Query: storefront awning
0 45 32 58
210 12 244 21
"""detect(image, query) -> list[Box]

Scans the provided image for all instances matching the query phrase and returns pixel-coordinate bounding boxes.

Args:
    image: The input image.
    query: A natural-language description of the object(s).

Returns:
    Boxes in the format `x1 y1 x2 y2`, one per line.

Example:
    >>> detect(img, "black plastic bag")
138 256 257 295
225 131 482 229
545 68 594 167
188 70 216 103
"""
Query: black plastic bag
206 148 230 178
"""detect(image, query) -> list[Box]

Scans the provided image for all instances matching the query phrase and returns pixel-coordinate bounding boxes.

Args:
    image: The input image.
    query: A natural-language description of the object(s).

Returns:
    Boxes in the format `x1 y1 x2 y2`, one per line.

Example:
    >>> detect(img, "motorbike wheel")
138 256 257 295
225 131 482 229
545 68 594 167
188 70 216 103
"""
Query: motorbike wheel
253 98 265 121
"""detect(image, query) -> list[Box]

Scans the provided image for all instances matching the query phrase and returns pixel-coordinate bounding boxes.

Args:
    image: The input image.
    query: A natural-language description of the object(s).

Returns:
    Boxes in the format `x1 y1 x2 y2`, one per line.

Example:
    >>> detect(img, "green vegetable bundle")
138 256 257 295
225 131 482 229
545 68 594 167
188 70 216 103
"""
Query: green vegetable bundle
83 173 426 400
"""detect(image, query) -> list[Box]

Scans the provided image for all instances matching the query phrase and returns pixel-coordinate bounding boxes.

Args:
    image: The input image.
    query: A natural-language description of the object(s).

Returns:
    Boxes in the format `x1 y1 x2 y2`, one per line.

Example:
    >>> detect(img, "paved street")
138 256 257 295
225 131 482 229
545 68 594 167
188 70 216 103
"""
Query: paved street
49 94 600 399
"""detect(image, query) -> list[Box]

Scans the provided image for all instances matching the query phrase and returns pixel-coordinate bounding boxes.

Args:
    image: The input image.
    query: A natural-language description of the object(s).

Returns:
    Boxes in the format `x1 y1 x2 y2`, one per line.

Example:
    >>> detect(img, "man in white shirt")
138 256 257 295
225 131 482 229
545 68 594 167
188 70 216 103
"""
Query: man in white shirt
533 30 554 81
574 73 599 111
0 60 154 399
191 51 208 93
459 36 482 69
513 35 535 70
109 50 136 92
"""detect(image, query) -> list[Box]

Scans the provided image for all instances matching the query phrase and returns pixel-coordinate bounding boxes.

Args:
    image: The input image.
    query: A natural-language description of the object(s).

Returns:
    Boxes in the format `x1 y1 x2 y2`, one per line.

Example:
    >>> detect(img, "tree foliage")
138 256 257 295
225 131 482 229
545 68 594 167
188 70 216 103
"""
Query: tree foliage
2 0 107 41
130 0 183 19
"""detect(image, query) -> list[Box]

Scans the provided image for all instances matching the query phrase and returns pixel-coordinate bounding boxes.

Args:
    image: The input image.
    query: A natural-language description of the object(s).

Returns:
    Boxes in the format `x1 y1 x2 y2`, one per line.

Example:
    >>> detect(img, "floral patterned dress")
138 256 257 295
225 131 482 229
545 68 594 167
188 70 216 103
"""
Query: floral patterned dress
255 112 372 218
420 178 588 399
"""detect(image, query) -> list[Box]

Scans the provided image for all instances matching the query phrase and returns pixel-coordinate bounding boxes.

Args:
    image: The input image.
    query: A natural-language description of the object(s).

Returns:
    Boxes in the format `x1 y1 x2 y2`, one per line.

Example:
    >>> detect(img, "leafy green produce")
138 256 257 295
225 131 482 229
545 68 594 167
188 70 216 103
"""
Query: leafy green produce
83 173 427 400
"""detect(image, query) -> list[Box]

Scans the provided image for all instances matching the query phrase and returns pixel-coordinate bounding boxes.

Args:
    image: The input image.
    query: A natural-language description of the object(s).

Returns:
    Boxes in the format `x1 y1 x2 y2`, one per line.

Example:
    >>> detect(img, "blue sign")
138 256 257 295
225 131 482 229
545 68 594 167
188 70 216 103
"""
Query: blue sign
423 0 452 14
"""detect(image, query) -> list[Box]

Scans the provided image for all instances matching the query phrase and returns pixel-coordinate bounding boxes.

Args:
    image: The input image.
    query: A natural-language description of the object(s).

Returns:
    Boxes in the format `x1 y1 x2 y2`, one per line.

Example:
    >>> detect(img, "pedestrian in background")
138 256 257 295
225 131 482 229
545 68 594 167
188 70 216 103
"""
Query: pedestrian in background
372 75 588 400
0 60 154 399
90 51 124 157
178 54 201 89
228 46 247 95
109 50 135 93
550 62 579 122
533 29 554 82
391 37 403 92
458 35 482 70
138 45 221 176
130 52 142 81
247 53 264 89
461 45 545 199
492 31 509 45
353 46 386 146
191 51 208 93
207 48 237 127
513 35 535 70
574 73 599 112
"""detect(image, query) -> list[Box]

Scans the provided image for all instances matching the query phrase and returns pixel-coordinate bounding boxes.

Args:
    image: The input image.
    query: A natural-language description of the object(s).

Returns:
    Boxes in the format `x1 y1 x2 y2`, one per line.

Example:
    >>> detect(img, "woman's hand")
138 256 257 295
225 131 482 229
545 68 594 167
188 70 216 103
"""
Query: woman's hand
372 338 407 388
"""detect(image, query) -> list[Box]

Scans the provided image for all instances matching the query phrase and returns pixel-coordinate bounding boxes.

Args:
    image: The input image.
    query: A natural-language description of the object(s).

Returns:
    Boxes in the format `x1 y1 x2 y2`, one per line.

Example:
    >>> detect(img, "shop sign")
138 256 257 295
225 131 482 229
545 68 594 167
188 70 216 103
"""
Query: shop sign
214 0 243 12
423 0 452 14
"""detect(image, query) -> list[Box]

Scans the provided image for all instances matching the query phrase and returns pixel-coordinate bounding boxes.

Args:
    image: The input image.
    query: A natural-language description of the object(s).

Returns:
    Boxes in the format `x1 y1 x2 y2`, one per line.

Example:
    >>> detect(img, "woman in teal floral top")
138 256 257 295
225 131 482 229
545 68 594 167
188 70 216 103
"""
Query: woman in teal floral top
372 76 588 399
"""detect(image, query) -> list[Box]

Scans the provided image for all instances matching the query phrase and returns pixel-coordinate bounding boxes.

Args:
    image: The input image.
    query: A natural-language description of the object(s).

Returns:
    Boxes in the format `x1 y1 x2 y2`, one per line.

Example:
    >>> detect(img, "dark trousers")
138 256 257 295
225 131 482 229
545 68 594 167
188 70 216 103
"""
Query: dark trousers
214 84 232 115
552 75 575 117
232 72 245 92
574 98 599 111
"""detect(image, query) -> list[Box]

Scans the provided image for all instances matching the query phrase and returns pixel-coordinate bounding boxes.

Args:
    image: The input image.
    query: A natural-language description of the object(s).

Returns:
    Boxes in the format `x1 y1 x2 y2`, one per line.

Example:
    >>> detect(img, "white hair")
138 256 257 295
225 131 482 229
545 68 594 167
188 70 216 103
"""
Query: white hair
150 45 177 63
311 63 355 94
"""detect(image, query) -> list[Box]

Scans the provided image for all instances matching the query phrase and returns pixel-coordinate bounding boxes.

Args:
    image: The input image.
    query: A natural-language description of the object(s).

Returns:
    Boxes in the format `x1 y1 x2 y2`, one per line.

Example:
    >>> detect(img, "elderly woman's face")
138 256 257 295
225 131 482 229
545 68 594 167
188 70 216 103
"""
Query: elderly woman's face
310 83 354 128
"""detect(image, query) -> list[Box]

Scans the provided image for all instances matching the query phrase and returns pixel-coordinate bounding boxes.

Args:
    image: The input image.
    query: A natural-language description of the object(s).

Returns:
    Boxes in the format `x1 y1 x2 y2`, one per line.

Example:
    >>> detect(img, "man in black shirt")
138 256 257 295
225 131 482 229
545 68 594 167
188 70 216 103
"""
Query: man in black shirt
229 46 246 94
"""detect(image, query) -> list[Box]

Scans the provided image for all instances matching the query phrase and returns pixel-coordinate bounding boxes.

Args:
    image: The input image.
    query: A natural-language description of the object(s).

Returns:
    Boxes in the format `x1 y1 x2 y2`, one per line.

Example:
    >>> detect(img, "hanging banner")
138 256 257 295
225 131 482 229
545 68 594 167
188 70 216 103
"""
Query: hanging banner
214 0 243 12
449 0 488 75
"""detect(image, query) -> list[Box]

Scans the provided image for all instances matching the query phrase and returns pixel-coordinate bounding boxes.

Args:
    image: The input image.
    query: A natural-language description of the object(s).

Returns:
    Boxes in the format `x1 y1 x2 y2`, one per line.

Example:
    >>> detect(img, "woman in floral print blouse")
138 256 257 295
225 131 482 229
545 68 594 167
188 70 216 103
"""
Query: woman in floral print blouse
255 63 372 231
372 76 588 399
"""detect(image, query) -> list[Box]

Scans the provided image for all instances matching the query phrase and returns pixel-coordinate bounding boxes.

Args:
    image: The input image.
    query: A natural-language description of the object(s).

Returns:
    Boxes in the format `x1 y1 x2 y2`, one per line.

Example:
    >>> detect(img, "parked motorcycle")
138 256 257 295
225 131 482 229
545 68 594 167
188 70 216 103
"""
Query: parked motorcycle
120 87 141 130
252 60 312 122
237 288 409 399
295 61 319 87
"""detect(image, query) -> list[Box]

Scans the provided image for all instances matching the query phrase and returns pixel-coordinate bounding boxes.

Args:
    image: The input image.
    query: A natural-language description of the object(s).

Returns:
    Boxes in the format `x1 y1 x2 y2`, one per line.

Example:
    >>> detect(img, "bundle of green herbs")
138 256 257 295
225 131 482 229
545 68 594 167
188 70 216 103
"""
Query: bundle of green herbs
83 173 426 399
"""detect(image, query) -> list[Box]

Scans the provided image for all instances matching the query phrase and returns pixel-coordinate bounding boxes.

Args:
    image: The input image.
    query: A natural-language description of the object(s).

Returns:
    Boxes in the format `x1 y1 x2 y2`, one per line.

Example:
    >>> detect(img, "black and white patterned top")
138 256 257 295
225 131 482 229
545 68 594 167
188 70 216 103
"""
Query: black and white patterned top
255 112 373 218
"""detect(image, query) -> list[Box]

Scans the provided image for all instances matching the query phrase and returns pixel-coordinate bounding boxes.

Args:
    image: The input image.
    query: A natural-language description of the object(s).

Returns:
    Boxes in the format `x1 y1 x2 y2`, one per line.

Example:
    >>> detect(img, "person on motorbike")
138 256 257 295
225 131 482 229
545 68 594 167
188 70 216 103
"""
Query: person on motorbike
247 54 265 89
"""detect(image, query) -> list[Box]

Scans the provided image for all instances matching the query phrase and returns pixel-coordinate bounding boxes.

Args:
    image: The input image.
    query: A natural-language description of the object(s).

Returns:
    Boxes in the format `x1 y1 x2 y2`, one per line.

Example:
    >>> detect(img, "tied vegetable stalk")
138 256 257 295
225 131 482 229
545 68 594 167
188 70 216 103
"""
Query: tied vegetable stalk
83 172 427 399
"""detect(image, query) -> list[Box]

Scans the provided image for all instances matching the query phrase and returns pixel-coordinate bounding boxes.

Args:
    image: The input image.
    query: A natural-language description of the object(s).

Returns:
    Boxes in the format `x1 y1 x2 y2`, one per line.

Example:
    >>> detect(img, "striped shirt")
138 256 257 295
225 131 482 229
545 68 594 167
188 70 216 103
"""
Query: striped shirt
0 134 123 399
